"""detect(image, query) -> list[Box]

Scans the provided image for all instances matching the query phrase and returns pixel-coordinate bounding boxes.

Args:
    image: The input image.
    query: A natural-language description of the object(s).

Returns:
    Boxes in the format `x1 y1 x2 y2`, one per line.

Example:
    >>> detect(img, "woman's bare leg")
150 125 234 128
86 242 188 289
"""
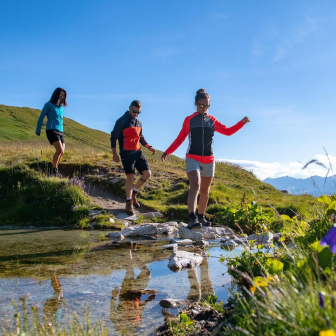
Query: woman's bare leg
56 142 65 167
52 141 64 168
198 176 213 215
187 170 200 213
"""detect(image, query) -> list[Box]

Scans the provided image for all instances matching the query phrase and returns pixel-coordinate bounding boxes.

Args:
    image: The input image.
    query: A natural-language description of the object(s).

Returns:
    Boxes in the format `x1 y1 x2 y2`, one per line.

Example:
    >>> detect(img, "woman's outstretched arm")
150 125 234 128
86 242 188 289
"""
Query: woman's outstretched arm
212 116 250 136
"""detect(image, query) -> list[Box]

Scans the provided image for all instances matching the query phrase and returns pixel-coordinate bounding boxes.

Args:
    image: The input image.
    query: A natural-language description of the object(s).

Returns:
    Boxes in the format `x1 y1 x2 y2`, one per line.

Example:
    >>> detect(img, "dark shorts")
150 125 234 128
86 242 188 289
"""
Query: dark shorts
120 151 150 175
46 130 65 145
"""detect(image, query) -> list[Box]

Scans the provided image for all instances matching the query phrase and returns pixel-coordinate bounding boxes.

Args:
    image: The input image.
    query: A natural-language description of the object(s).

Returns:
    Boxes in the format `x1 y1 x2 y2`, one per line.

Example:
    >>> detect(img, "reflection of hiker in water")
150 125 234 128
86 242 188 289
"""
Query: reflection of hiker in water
187 251 214 302
110 250 156 334
43 274 64 328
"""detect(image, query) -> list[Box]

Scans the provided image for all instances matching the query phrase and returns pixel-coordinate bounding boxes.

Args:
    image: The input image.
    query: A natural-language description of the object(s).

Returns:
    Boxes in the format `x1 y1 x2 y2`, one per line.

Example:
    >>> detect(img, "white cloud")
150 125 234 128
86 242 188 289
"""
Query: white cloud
273 17 317 62
218 154 336 180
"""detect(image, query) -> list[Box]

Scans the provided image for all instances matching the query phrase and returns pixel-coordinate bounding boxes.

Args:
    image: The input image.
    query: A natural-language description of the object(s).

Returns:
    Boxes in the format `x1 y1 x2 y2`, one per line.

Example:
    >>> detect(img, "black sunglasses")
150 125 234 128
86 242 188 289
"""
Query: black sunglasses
131 110 141 114
197 103 210 109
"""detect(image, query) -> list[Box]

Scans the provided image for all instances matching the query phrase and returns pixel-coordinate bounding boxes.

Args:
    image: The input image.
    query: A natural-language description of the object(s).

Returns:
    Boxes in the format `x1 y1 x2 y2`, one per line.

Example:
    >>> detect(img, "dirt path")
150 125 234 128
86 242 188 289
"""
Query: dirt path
85 181 152 216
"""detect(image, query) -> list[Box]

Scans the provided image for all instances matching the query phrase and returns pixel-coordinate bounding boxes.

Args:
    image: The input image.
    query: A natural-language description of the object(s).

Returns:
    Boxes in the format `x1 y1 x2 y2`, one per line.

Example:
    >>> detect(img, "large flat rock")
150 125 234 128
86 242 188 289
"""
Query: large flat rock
115 213 139 221
178 223 234 241
168 251 203 271
119 224 157 237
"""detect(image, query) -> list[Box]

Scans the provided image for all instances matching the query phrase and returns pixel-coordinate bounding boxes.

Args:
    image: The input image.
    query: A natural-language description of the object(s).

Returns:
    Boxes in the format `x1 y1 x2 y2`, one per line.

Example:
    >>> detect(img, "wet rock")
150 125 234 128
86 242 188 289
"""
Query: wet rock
120 224 157 237
90 222 96 230
195 240 209 247
179 226 204 241
247 232 273 244
161 243 178 251
221 239 238 250
233 238 248 245
287 241 295 249
142 235 157 240
195 226 233 239
170 238 194 246
143 211 163 218
156 223 176 235
179 223 233 239
159 299 184 309
220 235 231 242
106 232 124 240
168 251 203 271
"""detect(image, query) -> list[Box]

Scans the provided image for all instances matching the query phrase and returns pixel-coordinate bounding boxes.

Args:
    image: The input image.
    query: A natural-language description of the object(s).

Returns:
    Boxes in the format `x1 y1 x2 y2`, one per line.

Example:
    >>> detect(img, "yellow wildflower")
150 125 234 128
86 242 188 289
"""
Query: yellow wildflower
320 331 336 336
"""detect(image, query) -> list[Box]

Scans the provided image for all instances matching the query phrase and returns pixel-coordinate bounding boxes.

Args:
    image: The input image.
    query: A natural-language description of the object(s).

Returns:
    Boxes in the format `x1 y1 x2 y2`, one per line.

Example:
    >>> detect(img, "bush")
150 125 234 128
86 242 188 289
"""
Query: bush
0 166 90 226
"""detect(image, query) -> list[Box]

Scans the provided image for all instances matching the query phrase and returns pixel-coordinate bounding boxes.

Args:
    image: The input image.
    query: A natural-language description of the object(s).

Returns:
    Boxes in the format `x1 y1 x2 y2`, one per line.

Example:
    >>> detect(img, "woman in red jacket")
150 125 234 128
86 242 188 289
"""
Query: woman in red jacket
161 89 250 229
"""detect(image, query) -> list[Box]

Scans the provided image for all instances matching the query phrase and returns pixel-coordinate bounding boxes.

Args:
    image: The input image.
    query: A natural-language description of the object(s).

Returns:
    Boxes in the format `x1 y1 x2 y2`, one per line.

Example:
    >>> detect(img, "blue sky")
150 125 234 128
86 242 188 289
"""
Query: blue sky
1 1 336 179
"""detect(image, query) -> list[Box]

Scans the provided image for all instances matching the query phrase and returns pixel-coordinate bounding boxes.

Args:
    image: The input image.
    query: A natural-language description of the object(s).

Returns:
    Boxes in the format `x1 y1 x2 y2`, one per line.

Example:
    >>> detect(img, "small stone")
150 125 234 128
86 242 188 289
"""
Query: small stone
107 232 124 240
91 168 100 174
142 235 157 240
195 240 209 247
159 299 183 309
143 211 163 218
247 232 273 244
89 210 102 218
221 240 238 250
109 218 115 224
161 243 178 251
109 177 120 184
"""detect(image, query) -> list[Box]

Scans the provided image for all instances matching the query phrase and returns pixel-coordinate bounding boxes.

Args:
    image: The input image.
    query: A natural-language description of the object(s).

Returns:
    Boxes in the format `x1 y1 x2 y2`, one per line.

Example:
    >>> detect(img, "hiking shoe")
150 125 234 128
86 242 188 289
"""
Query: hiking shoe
126 200 134 216
187 215 201 229
52 167 62 178
198 215 212 227
132 190 141 208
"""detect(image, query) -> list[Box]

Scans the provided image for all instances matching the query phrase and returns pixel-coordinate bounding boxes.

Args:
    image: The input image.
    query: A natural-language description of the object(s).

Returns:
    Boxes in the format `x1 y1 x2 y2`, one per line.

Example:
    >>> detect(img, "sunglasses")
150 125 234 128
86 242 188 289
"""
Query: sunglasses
131 110 141 114
197 103 210 109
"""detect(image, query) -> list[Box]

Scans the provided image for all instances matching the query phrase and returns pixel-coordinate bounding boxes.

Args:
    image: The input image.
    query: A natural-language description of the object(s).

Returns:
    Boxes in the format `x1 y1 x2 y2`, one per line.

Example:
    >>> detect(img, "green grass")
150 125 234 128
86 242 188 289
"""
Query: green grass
0 166 90 226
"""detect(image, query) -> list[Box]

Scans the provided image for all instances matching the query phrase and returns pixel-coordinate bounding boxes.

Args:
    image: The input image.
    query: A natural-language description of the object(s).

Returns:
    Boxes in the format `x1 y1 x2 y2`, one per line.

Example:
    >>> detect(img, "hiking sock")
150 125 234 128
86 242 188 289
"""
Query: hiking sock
133 187 138 192
126 198 132 201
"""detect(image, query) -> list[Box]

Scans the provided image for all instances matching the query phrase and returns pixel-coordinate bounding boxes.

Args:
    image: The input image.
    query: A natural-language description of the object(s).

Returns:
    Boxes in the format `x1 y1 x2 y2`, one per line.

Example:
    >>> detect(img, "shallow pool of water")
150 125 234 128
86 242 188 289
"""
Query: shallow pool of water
0 229 243 335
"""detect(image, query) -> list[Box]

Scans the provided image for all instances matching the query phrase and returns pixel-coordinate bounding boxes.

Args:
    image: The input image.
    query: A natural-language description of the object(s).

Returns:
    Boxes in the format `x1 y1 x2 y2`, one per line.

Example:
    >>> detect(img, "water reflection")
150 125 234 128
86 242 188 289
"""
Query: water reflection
110 249 156 335
0 230 236 335
43 274 64 328
187 251 214 302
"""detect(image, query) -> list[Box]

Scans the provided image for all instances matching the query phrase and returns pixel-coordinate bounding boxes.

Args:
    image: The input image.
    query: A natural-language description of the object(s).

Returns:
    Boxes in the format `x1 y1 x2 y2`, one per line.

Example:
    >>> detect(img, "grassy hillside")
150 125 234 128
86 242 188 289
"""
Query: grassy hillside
0 104 321 224
0 104 110 151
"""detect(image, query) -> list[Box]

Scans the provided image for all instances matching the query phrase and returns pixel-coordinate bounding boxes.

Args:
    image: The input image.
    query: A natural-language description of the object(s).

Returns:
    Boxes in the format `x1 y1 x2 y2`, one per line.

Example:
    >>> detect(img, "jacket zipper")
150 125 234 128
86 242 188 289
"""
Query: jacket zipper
202 115 204 156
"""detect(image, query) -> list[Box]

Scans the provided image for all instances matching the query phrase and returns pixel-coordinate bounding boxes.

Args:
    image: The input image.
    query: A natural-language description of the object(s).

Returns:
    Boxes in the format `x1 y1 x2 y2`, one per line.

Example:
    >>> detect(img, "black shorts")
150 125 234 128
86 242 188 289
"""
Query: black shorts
46 130 65 145
120 151 150 175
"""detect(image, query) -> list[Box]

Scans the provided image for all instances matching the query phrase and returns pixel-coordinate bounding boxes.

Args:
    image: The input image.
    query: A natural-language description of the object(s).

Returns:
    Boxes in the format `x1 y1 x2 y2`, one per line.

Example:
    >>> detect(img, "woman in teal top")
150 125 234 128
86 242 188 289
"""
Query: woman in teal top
36 88 67 177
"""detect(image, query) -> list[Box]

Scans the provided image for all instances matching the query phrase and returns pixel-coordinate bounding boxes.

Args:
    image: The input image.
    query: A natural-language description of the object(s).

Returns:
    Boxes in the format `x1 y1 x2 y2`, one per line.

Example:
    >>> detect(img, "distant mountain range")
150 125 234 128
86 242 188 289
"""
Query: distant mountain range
264 175 336 196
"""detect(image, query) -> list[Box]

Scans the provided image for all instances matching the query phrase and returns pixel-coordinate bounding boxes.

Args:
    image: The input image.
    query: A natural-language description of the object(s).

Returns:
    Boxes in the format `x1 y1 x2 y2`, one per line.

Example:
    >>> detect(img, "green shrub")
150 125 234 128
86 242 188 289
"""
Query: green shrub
0 166 90 226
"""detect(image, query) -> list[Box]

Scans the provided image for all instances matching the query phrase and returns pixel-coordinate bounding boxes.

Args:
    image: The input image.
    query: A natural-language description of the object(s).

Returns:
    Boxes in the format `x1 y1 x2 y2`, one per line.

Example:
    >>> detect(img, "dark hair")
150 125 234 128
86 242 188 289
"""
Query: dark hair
50 87 67 107
195 88 210 103
130 100 141 108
